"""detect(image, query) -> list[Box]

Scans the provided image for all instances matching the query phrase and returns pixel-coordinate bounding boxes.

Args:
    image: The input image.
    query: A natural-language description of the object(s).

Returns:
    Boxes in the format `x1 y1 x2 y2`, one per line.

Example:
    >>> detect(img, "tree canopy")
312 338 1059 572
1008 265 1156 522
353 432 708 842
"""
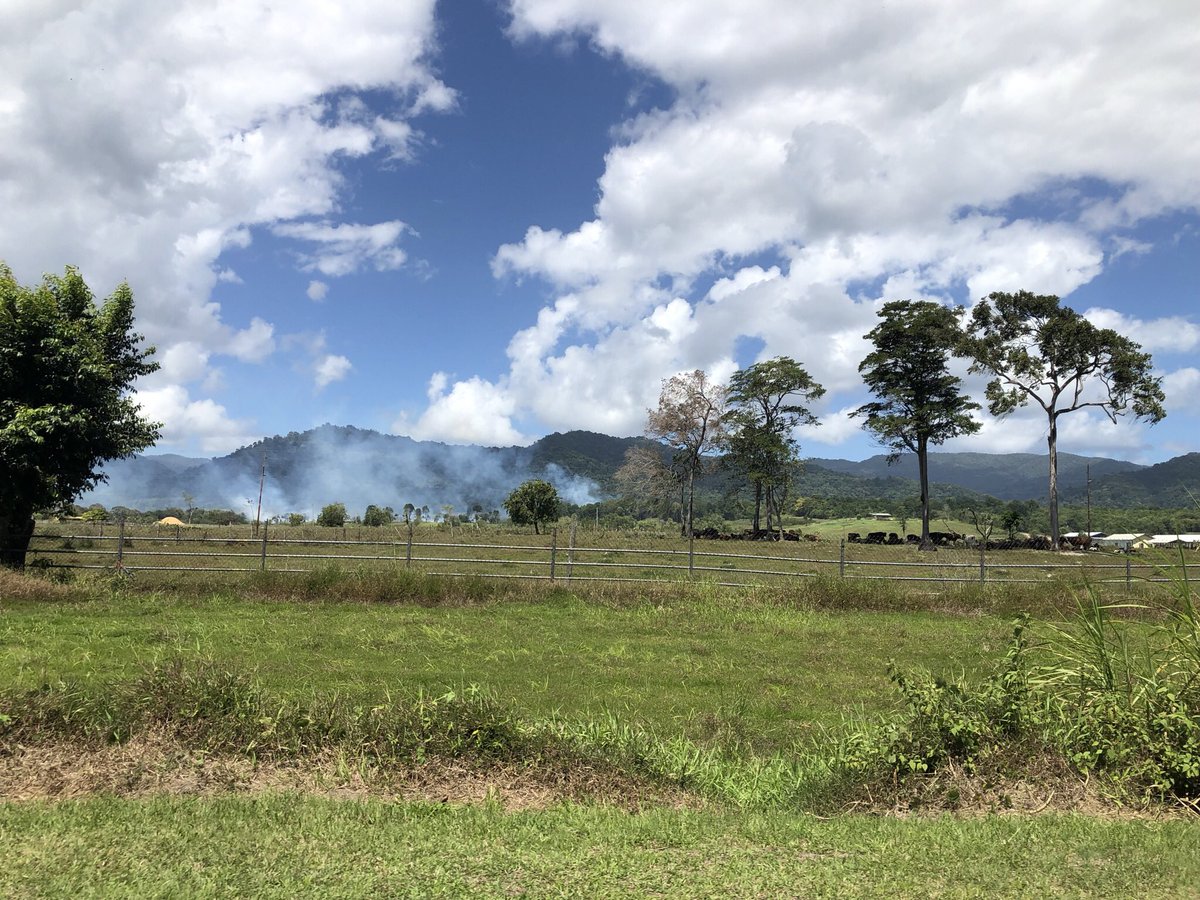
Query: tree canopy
724 357 824 534
645 370 727 538
0 264 160 566
362 504 395 527
503 479 560 534
316 502 347 527
959 290 1165 546
854 300 980 549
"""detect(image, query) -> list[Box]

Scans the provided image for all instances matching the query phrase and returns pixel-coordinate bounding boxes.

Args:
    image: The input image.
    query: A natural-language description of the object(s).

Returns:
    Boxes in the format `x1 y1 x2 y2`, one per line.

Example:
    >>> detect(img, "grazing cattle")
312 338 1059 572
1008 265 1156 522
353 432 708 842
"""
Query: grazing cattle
865 531 886 544
847 532 861 543
905 534 920 544
804 533 819 542
886 532 902 545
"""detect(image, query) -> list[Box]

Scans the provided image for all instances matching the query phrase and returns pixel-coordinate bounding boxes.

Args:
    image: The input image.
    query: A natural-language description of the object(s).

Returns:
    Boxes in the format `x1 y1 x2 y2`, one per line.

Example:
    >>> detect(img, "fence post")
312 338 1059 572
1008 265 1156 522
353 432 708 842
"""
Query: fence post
406 526 413 569
550 527 557 582
568 517 576 582
116 517 125 571
979 545 986 584
1126 553 1132 592
688 529 695 577
839 539 846 578
260 519 269 571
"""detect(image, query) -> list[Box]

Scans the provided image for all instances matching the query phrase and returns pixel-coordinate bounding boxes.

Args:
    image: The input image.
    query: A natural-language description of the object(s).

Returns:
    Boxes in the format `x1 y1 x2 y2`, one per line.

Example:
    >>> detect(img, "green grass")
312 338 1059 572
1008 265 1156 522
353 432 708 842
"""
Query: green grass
6 571 1200 895
3 797 1198 898
0 585 1008 752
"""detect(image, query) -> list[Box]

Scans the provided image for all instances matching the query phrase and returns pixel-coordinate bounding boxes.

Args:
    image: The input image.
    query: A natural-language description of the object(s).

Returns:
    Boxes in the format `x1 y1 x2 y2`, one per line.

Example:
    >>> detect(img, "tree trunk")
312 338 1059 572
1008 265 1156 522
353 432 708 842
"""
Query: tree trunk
686 467 696 539
752 483 762 533
1048 418 1060 551
679 481 687 537
0 508 36 569
917 438 935 551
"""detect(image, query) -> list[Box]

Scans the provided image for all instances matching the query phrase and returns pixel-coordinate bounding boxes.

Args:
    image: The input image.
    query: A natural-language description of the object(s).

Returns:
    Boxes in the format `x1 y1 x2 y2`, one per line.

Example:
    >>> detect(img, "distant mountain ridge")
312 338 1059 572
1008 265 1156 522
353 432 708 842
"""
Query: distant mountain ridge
808 451 1145 502
81 426 1194 513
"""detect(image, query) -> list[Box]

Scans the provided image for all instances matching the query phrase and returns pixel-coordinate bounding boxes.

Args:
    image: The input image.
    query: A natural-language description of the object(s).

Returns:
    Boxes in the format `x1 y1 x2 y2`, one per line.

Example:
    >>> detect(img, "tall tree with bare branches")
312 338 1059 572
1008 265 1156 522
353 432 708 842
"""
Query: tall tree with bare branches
645 370 727 538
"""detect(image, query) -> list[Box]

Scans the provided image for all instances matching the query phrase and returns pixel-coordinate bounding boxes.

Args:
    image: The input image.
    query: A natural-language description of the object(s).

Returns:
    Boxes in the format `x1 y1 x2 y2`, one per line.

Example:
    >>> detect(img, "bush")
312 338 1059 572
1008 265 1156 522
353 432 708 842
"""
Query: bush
316 503 347 528
362 504 395 527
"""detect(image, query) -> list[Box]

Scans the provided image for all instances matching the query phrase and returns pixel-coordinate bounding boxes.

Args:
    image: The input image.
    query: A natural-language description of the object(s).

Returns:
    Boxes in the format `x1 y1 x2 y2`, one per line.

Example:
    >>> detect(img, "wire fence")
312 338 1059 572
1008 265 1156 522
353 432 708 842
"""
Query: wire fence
20 520 1200 592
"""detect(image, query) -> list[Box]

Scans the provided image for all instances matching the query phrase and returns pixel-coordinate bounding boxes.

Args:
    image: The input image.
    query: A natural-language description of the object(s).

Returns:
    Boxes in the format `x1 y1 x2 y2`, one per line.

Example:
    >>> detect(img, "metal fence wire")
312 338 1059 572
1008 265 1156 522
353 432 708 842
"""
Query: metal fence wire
20 521 1200 592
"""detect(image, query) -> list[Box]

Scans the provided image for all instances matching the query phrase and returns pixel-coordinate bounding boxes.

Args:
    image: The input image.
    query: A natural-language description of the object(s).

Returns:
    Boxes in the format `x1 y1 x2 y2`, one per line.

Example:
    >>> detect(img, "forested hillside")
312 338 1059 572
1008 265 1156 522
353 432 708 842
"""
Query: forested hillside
80 426 1195 515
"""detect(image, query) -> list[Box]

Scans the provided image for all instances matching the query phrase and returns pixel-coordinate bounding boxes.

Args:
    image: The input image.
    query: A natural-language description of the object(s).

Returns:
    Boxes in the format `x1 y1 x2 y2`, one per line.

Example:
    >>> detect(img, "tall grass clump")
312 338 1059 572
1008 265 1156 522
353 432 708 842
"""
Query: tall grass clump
0 658 530 765
835 564 1200 807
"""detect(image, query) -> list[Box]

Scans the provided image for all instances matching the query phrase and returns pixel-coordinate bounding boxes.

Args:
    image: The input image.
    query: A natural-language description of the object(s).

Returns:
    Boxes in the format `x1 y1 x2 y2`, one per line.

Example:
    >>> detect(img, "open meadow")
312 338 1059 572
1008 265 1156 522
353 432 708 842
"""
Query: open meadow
3 562 1200 897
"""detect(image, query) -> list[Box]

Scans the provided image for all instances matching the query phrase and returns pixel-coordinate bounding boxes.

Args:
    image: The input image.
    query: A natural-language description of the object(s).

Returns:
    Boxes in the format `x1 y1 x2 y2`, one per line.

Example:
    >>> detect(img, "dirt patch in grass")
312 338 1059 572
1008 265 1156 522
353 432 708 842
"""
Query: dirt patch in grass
0 734 698 812
847 757 1190 820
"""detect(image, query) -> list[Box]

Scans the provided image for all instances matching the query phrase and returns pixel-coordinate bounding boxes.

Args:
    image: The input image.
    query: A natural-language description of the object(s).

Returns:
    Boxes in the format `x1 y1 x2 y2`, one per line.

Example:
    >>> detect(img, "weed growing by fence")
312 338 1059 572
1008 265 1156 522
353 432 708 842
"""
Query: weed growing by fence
835 572 1200 808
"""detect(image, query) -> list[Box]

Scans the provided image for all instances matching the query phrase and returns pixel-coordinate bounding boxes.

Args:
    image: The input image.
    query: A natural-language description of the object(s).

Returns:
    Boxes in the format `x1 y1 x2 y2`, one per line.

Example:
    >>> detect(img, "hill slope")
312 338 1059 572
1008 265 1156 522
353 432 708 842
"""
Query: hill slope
808 451 1144 501
80 426 1194 513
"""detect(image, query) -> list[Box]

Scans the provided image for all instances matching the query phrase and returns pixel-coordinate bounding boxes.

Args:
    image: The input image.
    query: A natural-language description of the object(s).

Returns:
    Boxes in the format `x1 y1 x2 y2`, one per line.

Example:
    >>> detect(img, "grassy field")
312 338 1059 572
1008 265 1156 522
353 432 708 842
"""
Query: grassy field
1 582 1009 750
3 569 1199 896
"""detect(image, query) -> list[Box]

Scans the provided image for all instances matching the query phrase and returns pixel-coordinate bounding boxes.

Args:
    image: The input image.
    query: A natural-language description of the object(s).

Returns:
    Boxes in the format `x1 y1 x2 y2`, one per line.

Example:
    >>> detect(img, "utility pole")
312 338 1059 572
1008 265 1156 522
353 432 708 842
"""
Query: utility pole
254 454 267 538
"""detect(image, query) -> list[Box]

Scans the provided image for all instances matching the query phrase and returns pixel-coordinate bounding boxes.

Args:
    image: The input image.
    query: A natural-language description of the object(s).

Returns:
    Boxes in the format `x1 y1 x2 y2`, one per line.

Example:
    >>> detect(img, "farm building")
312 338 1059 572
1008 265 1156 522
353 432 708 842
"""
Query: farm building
1093 533 1144 552
1134 534 1200 550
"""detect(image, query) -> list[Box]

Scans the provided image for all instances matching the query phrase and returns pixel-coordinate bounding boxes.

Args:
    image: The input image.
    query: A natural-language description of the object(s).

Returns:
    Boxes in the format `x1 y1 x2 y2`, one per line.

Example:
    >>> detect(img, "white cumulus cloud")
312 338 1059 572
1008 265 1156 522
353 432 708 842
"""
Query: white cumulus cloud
0 0 447 452
397 0 1200 450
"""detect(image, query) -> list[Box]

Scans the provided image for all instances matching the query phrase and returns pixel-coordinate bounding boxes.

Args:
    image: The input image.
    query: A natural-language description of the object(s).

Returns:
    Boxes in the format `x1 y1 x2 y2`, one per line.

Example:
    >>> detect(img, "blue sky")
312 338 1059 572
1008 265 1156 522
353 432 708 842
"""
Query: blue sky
3 0 1198 462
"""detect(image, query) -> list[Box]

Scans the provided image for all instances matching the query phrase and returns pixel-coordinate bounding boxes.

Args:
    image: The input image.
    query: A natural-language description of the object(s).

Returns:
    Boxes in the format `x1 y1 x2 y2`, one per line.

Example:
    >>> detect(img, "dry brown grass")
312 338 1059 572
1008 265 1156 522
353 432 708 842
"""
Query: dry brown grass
0 734 698 812
0 568 73 602
842 750 1191 820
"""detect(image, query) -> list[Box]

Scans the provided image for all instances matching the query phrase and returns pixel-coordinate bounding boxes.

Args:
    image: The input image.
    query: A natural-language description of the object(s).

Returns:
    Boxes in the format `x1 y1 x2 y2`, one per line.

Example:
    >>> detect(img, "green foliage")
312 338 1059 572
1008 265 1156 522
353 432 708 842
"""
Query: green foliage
316 502 347 528
854 300 980 546
725 357 824 533
960 290 1167 542
503 479 560 534
0 658 527 764
362 504 395 527
286 513 306 526
0 263 160 565
841 580 1200 803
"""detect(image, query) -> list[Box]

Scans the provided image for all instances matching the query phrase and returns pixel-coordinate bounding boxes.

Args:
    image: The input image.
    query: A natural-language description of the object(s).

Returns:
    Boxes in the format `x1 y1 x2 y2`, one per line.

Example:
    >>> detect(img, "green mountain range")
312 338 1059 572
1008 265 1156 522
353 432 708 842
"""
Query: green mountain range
80 426 1195 514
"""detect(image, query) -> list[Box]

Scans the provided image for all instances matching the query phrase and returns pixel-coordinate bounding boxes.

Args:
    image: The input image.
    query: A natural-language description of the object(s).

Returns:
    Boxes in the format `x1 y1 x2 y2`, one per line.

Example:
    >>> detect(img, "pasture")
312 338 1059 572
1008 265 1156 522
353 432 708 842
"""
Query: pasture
3 563 1200 896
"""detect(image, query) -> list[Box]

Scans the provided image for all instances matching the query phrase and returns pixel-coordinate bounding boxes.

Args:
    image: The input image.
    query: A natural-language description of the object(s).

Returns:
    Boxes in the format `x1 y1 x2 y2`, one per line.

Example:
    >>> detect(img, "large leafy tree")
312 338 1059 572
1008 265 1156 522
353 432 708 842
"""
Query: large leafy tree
0 264 160 567
853 300 980 550
503 479 560 534
959 290 1166 547
725 357 824 534
645 370 727 539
